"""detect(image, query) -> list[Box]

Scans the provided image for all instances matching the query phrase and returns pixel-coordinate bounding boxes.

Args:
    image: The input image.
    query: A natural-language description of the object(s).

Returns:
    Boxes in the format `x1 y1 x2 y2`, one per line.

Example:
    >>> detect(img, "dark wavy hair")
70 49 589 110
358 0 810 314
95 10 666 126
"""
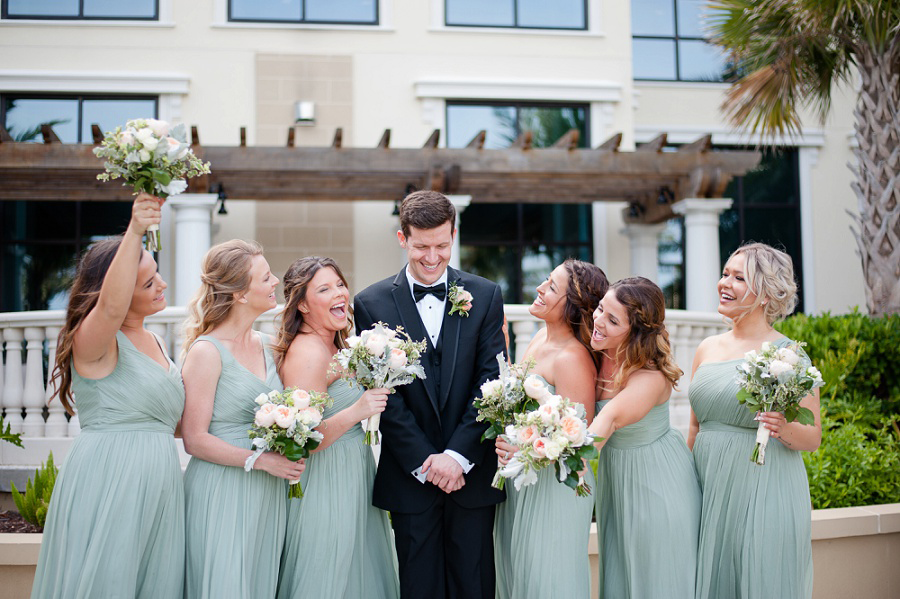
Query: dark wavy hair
273 256 352 371
561 259 609 372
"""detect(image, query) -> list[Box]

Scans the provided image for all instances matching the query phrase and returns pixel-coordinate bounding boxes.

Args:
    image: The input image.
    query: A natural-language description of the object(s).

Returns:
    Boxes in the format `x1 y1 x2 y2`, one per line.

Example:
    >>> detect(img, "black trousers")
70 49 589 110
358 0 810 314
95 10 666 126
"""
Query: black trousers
391 494 496 599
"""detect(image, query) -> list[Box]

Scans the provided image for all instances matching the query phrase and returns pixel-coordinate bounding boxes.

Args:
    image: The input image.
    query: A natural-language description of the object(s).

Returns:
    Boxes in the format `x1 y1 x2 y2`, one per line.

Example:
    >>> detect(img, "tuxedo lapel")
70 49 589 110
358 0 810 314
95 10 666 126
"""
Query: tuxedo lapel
439 268 461 408
390 270 441 419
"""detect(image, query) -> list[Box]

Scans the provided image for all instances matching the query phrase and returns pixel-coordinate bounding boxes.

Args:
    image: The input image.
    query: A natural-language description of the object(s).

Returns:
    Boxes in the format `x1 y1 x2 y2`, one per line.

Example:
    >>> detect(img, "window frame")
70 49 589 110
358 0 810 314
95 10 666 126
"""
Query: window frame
444 0 588 31
226 0 379 26
1 0 160 21
632 0 723 82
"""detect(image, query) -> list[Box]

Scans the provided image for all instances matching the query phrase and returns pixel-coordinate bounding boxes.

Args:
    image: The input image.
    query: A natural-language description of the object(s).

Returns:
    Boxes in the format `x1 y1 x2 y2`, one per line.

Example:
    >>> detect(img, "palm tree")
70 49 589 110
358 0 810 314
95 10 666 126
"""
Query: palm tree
707 0 900 316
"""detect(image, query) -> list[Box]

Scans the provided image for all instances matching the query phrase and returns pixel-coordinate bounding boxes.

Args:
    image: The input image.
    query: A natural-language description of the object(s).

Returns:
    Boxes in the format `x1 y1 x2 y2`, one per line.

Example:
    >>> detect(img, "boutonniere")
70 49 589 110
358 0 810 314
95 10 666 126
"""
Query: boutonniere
448 282 473 317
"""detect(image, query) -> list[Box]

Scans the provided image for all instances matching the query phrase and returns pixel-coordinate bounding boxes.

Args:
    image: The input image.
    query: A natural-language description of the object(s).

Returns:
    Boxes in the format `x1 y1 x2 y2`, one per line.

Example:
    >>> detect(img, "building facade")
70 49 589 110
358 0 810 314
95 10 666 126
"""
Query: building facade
0 0 865 313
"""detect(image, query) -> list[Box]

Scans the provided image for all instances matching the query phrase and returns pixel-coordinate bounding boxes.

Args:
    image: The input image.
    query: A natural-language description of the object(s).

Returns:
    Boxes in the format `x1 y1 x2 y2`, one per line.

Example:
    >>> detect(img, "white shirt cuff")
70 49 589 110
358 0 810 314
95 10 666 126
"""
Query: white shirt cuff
444 449 474 473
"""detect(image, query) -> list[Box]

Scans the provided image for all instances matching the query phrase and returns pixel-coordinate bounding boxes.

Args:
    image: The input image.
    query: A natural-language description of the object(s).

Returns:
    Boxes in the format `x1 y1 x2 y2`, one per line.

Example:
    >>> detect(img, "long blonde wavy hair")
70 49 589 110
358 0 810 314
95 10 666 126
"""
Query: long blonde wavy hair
604 277 683 391
181 239 263 356
272 256 353 371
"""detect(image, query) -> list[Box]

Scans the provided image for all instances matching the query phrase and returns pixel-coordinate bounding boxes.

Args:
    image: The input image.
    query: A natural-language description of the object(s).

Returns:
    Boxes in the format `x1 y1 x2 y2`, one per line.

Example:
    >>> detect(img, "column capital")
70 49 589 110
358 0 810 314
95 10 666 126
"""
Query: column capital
167 193 218 209
672 197 733 217
620 222 667 237
447 194 472 214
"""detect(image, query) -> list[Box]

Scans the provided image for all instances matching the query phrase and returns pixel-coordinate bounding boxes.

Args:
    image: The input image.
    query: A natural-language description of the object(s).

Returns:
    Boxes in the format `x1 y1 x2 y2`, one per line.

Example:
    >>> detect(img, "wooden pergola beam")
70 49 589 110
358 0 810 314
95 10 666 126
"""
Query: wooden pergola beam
597 133 622 152
466 130 486 149
41 125 61 144
551 129 580 151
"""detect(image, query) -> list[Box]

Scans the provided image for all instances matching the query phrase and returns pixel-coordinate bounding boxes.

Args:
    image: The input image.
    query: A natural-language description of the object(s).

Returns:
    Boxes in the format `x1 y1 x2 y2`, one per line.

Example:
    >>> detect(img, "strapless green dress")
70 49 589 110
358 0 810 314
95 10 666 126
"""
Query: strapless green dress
277 379 399 599
494 376 595 599
31 331 185 599
594 398 700 598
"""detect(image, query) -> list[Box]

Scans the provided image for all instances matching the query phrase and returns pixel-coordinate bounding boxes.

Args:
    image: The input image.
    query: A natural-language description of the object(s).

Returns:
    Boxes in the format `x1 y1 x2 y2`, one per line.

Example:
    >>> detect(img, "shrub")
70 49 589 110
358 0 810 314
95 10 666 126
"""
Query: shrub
776 311 900 508
11 452 58 530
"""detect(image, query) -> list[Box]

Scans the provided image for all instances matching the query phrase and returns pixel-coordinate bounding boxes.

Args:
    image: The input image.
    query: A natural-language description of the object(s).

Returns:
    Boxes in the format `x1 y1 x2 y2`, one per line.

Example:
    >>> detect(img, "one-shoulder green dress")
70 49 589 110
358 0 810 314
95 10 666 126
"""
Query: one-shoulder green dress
183 334 287 599
690 337 813 599
31 331 185 599
494 376 595 599
594 398 700 599
277 379 399 599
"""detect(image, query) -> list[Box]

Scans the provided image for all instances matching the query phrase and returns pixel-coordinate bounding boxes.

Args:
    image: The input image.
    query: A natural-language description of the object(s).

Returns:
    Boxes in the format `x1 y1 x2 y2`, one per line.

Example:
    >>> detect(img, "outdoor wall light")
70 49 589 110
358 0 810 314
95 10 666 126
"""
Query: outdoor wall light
657 186 674 205
294 101 316 126
627 202 646 218
215 183 228 215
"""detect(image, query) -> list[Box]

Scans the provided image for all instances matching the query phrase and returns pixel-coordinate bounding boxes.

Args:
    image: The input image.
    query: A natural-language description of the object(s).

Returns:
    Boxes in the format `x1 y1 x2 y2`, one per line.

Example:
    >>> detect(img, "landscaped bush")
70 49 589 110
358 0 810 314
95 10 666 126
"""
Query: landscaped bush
11 452 57 530
776 311 900 509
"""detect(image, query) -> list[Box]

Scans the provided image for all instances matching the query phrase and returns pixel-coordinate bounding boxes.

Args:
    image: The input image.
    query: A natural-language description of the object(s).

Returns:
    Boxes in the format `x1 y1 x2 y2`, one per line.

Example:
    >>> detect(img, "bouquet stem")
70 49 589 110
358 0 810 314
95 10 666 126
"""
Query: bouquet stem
364 414 381 446
288 479 304 499
491 468 506 491
575 481 592 497
145 224 161 252
751 422 770 465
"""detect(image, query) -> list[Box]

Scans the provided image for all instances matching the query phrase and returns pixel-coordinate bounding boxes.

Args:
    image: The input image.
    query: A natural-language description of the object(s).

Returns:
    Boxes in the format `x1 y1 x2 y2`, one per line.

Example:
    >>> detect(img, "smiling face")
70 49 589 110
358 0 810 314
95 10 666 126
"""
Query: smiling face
717 251 758 319
398 222 455 285
300 265 350 333
240 254 279 312
130 250 167 316
590 289 631 353
530 264 569 323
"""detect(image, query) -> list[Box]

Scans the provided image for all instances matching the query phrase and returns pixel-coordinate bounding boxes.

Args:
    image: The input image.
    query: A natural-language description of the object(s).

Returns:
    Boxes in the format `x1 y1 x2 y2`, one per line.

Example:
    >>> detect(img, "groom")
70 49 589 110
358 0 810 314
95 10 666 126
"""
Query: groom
354 190 507 599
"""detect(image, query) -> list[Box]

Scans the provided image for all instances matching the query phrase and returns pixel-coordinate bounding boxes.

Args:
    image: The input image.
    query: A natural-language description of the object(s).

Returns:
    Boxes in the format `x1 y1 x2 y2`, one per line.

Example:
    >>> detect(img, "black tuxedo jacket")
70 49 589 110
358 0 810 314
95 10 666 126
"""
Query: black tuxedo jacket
354 266 507 514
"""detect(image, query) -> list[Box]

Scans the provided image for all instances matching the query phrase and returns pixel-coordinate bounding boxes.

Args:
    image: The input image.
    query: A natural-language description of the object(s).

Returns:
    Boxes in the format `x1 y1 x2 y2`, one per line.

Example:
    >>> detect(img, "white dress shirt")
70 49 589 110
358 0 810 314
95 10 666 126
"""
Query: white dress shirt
405 266 474 483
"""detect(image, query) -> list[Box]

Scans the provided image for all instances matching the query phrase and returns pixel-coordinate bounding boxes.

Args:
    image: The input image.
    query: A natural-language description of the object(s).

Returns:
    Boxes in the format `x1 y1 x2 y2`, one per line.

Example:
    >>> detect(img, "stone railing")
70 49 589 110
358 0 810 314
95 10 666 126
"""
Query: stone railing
0 306 727 475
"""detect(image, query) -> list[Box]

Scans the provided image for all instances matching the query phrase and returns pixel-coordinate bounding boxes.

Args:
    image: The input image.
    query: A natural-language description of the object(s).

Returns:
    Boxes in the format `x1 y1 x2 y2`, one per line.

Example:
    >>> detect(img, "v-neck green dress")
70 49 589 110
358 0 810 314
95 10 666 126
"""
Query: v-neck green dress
183 334 287 599
31 331 185 599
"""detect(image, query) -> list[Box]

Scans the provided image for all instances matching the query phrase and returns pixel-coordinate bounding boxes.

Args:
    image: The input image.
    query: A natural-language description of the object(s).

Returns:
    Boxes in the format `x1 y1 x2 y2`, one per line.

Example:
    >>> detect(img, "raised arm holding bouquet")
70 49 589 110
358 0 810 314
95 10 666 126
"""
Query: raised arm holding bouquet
333 322 427 445
94 118 210 251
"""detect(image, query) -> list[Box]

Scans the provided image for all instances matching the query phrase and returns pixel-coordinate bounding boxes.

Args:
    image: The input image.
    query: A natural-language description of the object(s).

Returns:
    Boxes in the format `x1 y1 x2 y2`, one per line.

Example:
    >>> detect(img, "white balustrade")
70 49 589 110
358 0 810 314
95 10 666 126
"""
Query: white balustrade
0 305 727 466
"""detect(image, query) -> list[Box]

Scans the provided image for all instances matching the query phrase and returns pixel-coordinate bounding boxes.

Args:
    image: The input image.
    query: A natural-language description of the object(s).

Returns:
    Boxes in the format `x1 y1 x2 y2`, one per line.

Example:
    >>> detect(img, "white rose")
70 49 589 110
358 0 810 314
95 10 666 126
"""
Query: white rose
254 403 278 427
291 389 311 410
296 407 322 427
347 335 361 348
254 393 269 406
118 131 135 148
538 403 559 425
388 347 408 370
365 333 388 357
761 341 774 352
523 375 550 402
480 379 502 398
542 438 562 460
138 149 151 162
807 366 823 383
159 179 187 196
767 359 794 379
268 390 281 400
146 118 170 137
775 347 800 366
544 394 562 409
273 405 297 429
138 133 159 152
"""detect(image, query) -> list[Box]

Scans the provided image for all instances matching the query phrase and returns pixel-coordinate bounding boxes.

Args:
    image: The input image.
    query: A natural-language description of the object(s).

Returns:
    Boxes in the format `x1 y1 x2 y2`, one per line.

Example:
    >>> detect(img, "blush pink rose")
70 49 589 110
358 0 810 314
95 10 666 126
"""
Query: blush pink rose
291 389 311 410
388 348 408 370
254 403 278 427
517 424 539 445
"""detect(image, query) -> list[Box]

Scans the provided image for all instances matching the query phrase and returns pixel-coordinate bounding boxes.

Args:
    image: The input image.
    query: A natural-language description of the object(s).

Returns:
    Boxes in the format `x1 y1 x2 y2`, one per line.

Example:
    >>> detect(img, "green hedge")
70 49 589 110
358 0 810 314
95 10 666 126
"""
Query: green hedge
775 310 900 509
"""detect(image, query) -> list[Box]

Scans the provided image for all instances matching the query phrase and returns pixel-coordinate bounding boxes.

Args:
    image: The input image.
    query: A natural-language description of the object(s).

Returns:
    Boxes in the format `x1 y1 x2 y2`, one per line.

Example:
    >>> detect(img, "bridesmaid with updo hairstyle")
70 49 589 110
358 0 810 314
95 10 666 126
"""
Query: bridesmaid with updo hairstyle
587 277 701 599
689 242 820 599
181 240 305 599
31 192 185 598
493 259 608 598
274 256 399 599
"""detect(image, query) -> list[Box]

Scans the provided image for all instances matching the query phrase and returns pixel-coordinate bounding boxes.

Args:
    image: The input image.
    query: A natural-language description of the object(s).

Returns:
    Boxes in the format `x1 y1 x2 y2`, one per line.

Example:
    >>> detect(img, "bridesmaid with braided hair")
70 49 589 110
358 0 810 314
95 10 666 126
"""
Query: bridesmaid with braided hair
587 277 700 598
493 259 608 599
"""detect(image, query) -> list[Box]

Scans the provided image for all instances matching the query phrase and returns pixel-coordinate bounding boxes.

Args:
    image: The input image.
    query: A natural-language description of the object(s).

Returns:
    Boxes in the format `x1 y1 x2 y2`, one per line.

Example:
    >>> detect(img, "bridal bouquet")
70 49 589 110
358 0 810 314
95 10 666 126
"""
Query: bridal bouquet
735 341 823 465
333 322 427 445
473 354 540 489
94 118 211 251
248 388 331 498
498 395 598 496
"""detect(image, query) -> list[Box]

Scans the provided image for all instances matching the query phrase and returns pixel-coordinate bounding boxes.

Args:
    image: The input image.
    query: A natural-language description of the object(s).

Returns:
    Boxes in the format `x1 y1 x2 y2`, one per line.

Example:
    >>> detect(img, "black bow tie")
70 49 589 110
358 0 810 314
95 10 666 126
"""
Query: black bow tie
413 283 447 302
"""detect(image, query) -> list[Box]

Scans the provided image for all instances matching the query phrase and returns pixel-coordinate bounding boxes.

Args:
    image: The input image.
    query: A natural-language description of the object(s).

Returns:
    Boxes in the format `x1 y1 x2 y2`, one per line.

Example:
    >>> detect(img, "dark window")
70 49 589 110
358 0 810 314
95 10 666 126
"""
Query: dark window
3 0 157 20
0 94 156 311
445 0 586 30
632 0 726 81
229 0 377 25
657 147 804 312
447 101 592 304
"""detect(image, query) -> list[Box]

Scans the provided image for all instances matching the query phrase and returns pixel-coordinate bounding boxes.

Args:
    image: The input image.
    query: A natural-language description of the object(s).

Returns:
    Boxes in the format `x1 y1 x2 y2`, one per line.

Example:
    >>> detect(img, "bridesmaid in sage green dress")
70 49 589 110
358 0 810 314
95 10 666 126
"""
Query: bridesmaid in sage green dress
273 256 399 599
32 193 185 599
181 240 306 599
587 277 700 599
494 259 608 599
688 243 820 599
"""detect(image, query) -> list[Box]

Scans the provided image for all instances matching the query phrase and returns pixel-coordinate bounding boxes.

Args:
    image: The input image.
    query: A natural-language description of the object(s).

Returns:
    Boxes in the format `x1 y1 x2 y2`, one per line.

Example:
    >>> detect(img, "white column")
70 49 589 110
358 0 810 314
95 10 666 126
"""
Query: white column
621 223 666 282
168 194 218 306
2 327 24 433
44 325 68 437
21 327 46 437
447 195 471 271
672 198 733 312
